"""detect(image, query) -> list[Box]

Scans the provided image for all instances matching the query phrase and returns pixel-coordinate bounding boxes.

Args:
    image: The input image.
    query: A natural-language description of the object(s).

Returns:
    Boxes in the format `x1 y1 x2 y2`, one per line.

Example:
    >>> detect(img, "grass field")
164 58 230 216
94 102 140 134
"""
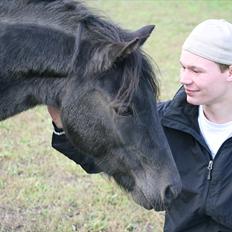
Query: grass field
1 1 232 231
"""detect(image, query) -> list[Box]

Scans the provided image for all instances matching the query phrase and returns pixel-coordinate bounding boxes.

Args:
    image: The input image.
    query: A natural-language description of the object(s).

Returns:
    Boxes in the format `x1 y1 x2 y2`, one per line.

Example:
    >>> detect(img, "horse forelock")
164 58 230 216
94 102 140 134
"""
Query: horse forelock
112 51 159 108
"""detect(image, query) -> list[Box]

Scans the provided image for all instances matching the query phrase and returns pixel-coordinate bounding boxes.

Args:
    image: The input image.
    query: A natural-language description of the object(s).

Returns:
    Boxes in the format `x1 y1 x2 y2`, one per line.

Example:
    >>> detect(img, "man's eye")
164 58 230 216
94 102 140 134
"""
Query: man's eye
181 66 185 70
113 105 133 116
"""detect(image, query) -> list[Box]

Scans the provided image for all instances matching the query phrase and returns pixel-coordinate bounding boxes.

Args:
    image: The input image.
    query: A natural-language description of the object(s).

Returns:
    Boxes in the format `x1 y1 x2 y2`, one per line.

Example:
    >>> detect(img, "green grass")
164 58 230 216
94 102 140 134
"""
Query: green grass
1 1 232 231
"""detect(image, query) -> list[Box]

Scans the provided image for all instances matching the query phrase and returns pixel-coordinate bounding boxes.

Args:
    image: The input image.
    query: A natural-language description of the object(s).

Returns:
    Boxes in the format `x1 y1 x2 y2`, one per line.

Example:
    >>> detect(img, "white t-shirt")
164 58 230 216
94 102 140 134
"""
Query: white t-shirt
198 105 232 159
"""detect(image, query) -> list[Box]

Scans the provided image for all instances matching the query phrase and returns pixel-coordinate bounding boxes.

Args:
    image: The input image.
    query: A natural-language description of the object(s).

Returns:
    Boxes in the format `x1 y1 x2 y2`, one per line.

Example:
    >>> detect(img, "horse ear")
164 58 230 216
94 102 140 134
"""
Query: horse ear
89 25 155 73
114 25 155 60
90 39 142 73
116 38 141 58
121 25 155 45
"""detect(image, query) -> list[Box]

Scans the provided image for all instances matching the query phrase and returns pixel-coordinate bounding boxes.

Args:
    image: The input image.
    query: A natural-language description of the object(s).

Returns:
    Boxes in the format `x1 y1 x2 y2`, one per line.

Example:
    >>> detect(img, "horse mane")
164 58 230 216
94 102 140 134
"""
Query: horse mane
0 0 159 103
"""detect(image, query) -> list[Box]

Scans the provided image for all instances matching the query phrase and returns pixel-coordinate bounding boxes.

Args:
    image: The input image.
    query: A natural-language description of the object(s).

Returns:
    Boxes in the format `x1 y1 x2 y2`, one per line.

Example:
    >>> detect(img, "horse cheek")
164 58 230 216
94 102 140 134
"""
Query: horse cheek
60 93 116 156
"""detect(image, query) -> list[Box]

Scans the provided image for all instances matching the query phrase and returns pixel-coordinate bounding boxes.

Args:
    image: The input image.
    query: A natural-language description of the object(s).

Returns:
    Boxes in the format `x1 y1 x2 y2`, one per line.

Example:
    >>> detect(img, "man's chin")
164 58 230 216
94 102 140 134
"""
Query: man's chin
186 96 201 106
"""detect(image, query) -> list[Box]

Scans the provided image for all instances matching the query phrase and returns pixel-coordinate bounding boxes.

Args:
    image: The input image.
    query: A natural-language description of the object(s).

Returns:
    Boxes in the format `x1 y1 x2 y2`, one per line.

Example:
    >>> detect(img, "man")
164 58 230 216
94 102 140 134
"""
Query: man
48 19 232 231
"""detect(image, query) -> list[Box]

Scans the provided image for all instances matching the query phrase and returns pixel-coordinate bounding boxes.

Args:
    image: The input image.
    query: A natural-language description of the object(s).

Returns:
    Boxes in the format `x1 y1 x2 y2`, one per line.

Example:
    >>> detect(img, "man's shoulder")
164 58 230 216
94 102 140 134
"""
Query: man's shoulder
157 100 172 118
157 86 187 118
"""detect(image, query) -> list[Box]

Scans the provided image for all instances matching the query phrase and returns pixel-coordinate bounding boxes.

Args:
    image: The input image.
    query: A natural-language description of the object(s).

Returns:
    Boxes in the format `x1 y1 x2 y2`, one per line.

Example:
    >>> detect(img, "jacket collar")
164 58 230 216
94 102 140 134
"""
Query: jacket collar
161 86 207 146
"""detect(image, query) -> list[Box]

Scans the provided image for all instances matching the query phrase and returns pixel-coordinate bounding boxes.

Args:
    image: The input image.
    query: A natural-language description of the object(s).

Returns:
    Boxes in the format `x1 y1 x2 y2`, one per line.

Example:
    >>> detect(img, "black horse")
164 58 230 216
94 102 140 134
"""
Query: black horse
0 0 181 210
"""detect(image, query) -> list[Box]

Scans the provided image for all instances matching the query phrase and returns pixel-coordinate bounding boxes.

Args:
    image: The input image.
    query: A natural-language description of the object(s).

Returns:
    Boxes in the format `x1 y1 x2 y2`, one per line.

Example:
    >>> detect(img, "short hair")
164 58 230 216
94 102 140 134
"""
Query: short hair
216 63 230 73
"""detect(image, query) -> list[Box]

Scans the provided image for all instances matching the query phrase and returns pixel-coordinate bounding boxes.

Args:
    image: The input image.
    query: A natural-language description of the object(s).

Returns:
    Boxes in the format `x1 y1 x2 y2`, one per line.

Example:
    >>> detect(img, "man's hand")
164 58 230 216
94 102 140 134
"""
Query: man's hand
47 106 63 129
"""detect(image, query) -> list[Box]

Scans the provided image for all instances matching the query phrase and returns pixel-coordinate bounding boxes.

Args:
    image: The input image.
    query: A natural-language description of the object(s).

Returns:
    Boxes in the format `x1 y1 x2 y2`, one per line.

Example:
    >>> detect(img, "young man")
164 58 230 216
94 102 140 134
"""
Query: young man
48 19 232 231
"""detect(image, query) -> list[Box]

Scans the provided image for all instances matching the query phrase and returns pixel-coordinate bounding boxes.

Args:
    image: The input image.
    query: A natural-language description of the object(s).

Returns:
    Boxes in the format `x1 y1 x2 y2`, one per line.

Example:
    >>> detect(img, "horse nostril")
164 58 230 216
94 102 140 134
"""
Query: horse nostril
163 185 178 207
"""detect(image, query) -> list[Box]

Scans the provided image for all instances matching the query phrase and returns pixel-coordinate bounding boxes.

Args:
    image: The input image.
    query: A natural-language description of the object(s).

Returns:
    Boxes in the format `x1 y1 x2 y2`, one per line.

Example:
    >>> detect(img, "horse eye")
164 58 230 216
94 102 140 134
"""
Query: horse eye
113 105 133 116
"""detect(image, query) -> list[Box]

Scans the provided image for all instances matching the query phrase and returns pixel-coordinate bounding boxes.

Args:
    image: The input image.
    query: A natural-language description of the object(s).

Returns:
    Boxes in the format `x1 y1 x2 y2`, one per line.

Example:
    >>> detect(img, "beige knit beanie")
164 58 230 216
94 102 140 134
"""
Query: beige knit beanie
182 19 232 65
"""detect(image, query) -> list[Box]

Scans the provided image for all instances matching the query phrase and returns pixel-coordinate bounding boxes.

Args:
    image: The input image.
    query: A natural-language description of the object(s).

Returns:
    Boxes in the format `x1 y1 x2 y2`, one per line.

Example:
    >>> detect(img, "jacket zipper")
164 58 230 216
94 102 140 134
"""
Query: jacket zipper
206 137 232 181
207 160 213 180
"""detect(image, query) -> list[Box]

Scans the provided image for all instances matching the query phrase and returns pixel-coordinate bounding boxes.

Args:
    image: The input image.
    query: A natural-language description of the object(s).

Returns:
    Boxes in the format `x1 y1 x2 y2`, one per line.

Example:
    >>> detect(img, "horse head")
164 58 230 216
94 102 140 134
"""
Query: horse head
60 21 181 210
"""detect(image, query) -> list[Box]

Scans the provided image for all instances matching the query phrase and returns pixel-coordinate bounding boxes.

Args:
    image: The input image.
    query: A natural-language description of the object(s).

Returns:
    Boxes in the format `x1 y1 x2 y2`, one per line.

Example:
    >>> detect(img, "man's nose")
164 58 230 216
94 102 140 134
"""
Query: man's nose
180 69 193 85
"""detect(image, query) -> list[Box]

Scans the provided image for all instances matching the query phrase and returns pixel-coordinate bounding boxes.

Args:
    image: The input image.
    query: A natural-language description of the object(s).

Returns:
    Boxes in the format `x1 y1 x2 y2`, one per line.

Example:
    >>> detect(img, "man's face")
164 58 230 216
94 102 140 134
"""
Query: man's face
180 50 230 106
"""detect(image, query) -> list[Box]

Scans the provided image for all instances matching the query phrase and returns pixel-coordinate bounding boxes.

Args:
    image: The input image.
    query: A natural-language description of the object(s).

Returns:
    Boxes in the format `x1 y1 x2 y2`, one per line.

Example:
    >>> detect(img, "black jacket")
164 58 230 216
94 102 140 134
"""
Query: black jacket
159 88 232 232
51 88 232 232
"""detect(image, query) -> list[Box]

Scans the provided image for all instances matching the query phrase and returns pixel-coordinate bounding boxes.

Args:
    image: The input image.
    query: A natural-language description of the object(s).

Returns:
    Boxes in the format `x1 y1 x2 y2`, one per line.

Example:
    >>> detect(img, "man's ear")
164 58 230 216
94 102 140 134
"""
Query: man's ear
226 65 232 81
229 65 232 75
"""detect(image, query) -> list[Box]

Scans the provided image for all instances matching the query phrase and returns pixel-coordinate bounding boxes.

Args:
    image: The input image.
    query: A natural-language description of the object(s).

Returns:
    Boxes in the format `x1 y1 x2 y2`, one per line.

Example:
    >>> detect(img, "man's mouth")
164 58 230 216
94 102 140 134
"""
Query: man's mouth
185 88 200 94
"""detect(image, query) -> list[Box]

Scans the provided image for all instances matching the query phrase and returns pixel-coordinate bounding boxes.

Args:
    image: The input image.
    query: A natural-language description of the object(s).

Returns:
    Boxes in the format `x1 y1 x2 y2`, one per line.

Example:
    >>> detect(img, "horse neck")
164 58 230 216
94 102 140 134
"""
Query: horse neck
0 77 68 121
30 77 68 108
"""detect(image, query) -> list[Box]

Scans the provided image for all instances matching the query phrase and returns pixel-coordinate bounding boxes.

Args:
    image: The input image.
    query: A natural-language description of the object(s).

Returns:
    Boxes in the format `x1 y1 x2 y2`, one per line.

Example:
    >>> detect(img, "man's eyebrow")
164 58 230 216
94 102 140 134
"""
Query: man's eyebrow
179 61 205 71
